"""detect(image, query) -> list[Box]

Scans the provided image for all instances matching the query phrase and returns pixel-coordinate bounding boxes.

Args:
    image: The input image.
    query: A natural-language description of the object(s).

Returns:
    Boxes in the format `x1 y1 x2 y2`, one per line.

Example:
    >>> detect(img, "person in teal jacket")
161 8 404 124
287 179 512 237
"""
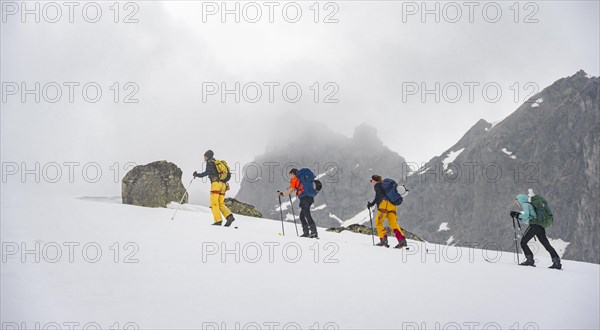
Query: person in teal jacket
511 194 561 269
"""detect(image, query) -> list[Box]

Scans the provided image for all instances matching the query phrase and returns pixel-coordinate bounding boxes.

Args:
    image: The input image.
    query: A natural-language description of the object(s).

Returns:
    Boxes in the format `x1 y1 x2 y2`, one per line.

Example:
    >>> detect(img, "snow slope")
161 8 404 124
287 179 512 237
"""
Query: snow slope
1 192 599 329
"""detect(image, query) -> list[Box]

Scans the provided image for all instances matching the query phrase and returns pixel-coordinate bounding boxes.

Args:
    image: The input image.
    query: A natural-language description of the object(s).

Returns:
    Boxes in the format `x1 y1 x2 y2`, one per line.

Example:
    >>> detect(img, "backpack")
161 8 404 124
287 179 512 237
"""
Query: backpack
528 195 553 228
296 168 322 198
381 178 403 206
213 159 231 182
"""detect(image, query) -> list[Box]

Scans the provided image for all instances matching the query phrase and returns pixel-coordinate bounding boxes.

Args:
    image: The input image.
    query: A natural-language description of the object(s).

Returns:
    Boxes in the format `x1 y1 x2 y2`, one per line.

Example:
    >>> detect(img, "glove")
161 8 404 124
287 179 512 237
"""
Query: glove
367 202 375 209
510 211 520 218
193 171 199 178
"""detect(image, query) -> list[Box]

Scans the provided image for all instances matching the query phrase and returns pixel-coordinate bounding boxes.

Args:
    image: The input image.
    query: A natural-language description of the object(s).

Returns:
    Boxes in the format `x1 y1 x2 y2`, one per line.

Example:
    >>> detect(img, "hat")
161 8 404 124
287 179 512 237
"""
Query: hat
204 150 214 158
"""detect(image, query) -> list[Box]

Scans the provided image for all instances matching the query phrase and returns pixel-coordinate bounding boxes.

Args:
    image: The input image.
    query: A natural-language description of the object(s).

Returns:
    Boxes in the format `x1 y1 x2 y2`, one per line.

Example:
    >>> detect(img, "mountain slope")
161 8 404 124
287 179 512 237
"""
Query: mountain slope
1 192 599 329
399 70 599 263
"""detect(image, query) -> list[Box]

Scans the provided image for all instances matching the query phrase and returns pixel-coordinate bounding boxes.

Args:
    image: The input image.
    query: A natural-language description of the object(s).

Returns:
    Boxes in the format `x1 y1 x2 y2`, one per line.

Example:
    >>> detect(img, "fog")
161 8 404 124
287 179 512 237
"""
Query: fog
1 1 598 201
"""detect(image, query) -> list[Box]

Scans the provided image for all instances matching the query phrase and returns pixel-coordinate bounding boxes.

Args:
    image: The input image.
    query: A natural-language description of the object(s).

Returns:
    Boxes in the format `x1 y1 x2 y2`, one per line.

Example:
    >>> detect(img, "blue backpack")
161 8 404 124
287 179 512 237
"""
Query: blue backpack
296 168 321 198
381 178 403 205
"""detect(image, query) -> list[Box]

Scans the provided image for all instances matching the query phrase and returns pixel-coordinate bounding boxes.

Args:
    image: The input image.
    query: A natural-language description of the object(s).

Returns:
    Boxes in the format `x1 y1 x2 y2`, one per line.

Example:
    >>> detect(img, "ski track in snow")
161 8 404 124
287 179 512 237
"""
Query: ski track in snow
2 192 599 329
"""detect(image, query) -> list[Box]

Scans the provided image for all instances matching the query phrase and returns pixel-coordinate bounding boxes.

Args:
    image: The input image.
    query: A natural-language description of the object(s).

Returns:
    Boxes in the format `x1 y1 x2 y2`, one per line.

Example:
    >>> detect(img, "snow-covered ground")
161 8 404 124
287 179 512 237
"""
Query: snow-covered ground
2 192 599 329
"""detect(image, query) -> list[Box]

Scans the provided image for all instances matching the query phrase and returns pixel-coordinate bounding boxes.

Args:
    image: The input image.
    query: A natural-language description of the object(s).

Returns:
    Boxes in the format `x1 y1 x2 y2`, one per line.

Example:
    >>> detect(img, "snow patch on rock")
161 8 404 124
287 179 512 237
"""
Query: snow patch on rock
438 222 450 232
531 98 544 108
501 147 517 159
442 148 465 170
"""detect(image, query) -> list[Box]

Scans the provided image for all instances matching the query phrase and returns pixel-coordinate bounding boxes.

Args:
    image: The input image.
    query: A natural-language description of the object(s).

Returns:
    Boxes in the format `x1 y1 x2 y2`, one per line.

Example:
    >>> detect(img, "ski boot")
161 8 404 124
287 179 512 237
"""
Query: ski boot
375 236 389 248
549 257 562 270
519 255 535 266
224 214 235 227
300 226 310 237
309 232 319 239
212 221 223 226
394 239 407 249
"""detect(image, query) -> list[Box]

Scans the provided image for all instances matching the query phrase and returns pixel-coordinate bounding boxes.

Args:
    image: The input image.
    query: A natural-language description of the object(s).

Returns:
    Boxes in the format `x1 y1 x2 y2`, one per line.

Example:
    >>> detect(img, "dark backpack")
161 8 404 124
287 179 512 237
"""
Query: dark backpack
381 178 403 206
314 179 323 192
296 168 321 198
529 195 553 228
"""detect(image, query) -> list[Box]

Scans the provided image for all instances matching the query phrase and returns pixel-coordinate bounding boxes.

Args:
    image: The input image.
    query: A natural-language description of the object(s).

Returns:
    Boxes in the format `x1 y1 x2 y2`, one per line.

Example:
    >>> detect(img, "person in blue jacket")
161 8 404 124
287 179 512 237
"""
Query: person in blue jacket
511 194 561 269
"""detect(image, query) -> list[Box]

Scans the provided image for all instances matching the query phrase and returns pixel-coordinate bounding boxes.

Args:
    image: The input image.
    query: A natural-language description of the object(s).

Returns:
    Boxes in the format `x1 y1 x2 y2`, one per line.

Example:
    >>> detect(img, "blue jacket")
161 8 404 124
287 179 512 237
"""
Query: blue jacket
195 158 219 182
369 183 385 207
516 194 537 224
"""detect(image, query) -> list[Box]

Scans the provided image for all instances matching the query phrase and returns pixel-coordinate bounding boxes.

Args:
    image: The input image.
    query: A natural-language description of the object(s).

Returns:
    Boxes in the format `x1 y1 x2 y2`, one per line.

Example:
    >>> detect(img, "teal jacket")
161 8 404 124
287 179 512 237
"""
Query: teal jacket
516 194 537 225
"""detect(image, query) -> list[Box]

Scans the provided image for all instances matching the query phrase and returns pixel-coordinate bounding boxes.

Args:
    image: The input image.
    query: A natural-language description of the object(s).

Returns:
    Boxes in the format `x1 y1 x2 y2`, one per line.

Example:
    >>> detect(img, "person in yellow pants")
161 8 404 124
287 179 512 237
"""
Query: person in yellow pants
367 175 407 249
193 150 235 226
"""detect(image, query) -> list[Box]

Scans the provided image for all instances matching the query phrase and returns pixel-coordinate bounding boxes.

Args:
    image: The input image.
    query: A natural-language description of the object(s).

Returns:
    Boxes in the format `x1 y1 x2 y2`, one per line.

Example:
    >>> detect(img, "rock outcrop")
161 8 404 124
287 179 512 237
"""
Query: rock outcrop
326 224 424 242
122 161 187 208
224 198 263 218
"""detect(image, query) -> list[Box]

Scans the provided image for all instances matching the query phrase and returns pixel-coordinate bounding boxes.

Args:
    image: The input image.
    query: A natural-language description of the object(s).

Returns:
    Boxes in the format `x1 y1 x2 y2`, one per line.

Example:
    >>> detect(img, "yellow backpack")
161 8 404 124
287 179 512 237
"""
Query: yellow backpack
214 159 231 182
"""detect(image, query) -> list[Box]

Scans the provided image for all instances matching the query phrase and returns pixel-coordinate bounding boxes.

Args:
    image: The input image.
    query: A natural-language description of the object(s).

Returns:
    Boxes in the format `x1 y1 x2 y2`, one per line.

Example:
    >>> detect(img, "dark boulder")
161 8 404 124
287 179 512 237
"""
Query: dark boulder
122 161 187 208
326 224 424 242
224 198 263 218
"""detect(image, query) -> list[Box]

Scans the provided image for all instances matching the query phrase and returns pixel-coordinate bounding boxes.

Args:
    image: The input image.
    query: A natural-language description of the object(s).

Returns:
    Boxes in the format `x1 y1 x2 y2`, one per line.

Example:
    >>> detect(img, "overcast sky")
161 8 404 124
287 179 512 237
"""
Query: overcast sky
1 0 599 199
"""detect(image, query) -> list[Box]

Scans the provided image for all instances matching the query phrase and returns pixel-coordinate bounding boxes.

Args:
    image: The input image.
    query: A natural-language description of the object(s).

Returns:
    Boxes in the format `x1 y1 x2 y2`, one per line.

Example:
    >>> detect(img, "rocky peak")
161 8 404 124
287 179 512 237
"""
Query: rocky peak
399 71 599 263
352 123 383 146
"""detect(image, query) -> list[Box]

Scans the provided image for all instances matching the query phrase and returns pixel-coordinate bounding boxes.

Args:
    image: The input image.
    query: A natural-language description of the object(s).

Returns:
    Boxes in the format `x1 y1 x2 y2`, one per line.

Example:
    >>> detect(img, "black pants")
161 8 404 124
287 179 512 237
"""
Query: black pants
521 224 559 259
299 196 317 234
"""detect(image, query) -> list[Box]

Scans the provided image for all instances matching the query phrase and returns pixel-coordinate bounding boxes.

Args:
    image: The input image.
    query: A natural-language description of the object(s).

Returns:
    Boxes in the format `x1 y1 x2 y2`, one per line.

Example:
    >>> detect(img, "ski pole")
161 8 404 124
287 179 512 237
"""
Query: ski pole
277 193 285 236
171 178 195 221
511 215 520 264
368 205 375 246
289 195 299 236
516 218 531 241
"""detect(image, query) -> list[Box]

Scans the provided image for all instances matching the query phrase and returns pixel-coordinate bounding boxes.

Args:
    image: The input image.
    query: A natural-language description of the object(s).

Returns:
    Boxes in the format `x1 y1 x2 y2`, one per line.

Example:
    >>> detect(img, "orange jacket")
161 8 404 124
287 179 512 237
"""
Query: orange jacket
290 177 304 197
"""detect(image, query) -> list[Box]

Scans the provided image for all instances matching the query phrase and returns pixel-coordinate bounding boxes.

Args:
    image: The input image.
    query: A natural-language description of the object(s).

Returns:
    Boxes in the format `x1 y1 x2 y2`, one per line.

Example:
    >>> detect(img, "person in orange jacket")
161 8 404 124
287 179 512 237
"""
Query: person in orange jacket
367 175 407 249
279 168 318 238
